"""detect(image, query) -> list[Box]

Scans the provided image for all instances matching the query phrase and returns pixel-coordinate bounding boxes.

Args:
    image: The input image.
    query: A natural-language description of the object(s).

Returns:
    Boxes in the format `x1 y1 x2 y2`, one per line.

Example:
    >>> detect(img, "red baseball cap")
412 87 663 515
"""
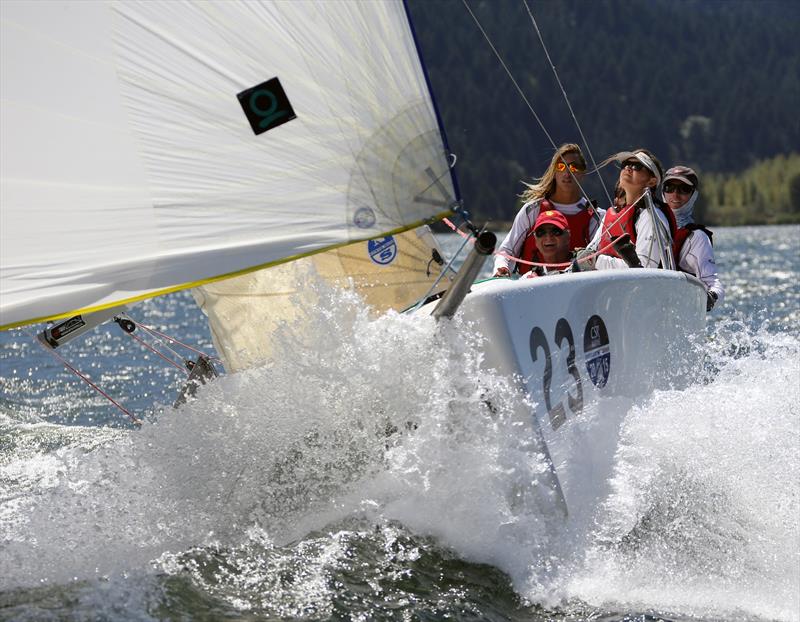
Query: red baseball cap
534 209 569 232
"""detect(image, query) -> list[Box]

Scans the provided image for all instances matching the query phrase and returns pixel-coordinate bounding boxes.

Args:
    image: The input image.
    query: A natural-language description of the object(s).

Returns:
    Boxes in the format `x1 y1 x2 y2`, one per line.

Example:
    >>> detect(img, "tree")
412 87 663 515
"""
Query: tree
790 173 800 215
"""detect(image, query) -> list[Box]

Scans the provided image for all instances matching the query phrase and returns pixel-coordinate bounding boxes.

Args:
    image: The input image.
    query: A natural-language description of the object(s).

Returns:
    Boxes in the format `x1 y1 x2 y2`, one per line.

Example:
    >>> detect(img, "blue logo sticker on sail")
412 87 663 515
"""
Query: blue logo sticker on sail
367 236 397 266
583 315 610 388
353 207 376 229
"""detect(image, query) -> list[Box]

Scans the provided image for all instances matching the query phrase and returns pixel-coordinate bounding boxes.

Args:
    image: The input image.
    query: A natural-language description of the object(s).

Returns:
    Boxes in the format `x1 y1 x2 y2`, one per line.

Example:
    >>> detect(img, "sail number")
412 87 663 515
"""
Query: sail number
529 315 609 431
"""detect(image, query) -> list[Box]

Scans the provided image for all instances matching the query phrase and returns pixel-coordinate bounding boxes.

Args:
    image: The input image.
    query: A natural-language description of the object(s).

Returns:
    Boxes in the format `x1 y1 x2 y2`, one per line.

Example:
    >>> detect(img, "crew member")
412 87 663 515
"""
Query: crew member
493 143 603 277
524 210 573 277
575 148 676 271
663 165 725 311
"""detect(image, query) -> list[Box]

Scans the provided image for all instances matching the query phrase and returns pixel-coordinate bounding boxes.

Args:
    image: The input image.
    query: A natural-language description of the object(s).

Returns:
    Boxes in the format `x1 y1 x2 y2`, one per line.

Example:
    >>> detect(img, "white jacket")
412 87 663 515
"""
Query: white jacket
677 228 725 303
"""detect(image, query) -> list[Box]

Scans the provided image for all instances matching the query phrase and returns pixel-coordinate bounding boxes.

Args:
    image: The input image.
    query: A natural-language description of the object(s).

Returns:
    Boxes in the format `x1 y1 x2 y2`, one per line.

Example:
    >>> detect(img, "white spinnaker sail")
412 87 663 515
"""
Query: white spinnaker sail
0 0 457 330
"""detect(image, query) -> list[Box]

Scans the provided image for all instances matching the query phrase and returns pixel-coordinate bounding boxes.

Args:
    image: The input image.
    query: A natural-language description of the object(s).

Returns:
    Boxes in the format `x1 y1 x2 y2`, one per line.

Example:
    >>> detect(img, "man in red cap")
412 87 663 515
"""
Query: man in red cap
524 210 573 276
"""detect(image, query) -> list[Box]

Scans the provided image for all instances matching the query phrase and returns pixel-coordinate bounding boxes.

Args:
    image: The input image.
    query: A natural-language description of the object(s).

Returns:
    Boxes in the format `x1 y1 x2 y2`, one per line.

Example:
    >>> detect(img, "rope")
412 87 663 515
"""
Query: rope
522 0 613 208
443 198 640 271
133 324 187 363
586 188 650 252
30 331 141 426
443 218 574 269
20 309 221 426
23 313 222 425
461 0 594 205
461 0 555 147
123 330 190 375
123 317 222 364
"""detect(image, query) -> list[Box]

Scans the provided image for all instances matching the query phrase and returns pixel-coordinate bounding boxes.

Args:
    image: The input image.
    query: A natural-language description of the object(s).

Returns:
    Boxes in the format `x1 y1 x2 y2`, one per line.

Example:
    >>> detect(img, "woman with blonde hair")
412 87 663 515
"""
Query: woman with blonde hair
493 143 602 277
576 148 676 271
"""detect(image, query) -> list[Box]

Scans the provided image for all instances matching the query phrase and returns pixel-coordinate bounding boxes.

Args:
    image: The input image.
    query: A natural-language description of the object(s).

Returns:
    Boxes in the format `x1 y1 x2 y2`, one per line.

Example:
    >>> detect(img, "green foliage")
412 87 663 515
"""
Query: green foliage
700 153 800 225
790 174 800 214
406 0 800 225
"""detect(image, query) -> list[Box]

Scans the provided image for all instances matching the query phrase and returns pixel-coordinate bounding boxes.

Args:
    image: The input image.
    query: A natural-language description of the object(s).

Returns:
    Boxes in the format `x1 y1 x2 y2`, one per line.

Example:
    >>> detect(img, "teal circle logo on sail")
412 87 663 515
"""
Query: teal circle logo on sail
368 236 397 266
583 315 610 388
248 89 287 129
237 76 296 136
353 207 376 229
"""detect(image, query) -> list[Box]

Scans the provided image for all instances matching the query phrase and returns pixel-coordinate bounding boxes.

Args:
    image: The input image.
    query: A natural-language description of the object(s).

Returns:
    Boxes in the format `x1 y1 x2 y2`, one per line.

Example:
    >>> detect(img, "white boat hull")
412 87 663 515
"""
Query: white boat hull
435 269 707 518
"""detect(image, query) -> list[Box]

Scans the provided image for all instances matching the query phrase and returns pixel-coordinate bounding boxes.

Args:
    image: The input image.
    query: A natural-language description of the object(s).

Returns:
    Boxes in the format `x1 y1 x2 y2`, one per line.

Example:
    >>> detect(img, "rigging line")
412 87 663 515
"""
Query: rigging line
584 188 666 258
26 329 141 425
127 323 189 367
522 0 613 209
409 226 474 312
123 316 222 364
461 0 554 145
443 215 625 269
460 0 593 205
122 330 190 376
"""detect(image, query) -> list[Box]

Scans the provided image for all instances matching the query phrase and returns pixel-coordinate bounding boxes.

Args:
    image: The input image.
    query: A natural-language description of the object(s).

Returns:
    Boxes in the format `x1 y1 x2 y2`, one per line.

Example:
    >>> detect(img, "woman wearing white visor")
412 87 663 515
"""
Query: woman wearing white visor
663 165 725 311
575 148 676 271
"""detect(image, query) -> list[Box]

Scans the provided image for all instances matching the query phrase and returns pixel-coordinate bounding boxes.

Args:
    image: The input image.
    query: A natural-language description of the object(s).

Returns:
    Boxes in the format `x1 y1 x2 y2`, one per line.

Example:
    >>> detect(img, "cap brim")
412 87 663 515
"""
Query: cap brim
664 174 695 187
535 222 568 231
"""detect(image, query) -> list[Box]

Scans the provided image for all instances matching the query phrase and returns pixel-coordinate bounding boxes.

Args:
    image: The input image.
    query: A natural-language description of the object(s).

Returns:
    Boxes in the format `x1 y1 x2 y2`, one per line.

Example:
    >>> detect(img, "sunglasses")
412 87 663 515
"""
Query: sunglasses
534 226 566 238
619 160 646 172
663 182 693 195
555 161 585 173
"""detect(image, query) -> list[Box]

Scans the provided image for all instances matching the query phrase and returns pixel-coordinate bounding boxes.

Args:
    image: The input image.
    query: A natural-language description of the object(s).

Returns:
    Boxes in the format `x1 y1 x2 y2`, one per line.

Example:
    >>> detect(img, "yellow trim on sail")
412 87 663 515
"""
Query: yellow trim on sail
0 211 455 331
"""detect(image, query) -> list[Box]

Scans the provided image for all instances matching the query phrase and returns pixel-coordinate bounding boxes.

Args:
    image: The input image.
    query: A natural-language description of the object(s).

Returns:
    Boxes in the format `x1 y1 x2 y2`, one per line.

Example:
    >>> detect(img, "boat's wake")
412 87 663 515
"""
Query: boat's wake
564 325 799 620
0 286 797 621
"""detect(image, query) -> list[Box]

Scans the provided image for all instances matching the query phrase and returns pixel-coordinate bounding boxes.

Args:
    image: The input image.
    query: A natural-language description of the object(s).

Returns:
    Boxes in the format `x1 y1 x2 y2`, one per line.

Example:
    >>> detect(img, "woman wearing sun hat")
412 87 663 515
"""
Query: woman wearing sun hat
575 148 676 271
493 143 603 277
663 165 725 311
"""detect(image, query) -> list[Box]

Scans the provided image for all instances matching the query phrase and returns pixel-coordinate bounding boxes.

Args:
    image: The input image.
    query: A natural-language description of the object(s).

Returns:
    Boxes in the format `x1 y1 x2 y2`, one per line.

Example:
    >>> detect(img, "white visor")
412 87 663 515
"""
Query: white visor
617 151 661 188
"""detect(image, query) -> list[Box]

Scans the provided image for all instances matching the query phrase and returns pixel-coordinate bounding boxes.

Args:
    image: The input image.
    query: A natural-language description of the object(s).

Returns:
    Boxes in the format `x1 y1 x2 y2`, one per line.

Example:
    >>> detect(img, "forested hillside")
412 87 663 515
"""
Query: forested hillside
700 153 800 225
407 0 800 225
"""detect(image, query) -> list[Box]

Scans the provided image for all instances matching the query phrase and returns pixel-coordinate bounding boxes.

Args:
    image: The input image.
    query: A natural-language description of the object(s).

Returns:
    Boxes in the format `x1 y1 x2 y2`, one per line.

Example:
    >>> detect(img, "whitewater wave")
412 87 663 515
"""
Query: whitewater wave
1 282 798 621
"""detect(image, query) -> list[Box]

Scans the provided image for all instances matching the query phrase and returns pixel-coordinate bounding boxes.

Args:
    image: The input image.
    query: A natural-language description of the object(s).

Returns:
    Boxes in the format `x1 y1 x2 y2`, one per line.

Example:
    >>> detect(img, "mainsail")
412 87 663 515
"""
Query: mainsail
0 1 458 333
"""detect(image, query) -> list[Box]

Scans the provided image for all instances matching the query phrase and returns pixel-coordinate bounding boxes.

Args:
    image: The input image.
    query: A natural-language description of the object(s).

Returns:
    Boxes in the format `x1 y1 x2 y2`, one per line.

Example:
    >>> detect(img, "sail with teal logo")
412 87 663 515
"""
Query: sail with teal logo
0 1 458 345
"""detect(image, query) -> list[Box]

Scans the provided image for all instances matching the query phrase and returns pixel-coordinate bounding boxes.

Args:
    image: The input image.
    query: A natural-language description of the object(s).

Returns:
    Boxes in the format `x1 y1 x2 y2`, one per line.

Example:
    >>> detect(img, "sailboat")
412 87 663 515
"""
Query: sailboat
0 1 706 519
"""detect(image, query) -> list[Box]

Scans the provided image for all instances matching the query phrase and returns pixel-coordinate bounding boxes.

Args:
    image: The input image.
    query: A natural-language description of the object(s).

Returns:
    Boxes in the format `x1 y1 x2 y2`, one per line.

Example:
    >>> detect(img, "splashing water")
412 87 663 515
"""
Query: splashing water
1 283 552 590
563 326 799 620
1 228 798 621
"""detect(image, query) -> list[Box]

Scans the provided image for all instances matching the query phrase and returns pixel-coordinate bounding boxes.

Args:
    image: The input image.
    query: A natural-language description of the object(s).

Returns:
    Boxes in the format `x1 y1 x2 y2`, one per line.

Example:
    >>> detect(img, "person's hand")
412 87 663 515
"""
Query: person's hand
571 248 596 272
611 234 642 268
706 290 718 312
493 267 510 277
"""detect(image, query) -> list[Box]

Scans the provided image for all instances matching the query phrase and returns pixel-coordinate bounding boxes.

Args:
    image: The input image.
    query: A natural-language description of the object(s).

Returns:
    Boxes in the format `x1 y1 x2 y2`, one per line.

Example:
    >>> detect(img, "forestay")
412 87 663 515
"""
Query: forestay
0 1 457 330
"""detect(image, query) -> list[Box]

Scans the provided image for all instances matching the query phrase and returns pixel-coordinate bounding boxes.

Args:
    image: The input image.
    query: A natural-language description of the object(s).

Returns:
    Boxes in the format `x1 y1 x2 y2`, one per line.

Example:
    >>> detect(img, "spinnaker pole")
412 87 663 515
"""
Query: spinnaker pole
432 231 496 320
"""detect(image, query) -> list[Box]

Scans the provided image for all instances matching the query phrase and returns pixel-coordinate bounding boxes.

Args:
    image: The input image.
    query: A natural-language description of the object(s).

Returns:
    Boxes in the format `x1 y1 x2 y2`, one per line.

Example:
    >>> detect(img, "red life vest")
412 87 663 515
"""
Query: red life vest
598 200 677 260
672 223 714 261
517 199 596 275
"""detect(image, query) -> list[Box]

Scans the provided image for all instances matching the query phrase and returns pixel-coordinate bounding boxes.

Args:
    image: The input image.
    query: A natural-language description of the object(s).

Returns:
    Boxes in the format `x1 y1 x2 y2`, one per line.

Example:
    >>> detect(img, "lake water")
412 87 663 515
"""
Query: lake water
1 226 798 621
